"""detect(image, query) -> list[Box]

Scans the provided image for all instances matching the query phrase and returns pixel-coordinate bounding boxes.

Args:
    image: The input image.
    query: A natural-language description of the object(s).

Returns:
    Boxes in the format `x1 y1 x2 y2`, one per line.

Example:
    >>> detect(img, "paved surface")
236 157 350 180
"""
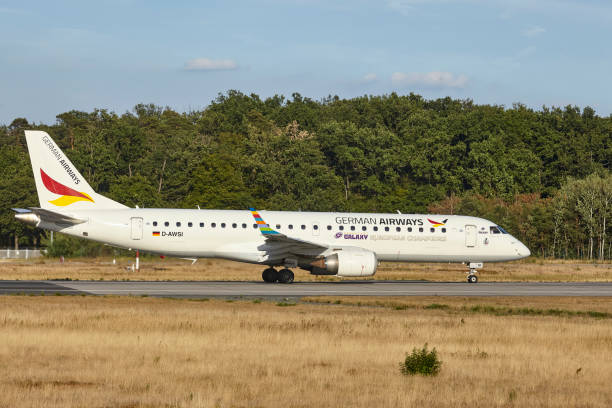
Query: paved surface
0 281 87 295
1 280 611 298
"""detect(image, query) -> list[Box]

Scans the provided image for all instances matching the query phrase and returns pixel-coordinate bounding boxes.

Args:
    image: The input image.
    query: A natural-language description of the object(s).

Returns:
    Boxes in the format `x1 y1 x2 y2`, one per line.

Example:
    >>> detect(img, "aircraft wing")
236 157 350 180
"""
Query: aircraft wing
249 208 328 254
259 230 328 250
12 207 86 226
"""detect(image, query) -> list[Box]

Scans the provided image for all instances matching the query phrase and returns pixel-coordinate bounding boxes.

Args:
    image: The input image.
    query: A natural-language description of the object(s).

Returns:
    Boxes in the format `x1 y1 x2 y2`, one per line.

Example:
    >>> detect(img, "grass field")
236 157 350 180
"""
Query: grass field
1 257 611 282
0 295 611 407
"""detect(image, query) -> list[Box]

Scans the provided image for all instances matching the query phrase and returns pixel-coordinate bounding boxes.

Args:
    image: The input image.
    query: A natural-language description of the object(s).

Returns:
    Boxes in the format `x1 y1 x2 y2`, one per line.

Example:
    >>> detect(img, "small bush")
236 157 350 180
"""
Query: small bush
276 302 296 307
587 311 607 318
508 389 517 402
400 344 442 376
424 303 449 310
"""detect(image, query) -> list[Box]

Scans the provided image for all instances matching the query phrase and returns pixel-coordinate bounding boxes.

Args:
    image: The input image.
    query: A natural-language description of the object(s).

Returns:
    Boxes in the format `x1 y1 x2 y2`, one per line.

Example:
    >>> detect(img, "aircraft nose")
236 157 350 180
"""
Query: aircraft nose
522 243 531 257
515 241 530 258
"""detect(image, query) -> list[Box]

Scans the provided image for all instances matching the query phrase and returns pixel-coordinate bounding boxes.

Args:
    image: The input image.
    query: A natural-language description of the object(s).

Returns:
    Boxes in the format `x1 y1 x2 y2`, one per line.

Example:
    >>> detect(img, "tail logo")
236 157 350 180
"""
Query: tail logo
40 169 94 206
427 218 448 227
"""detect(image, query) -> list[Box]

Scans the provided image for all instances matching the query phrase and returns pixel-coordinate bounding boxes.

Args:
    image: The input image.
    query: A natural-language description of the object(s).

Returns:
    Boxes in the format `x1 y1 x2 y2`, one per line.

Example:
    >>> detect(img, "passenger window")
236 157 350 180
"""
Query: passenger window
176 222 181 227
200 222 204 227
211 223 216 228
276 224 281 229
164 221 169 227
441 228 446 233
253 224 258 229
327 225 332 230
188 222 193 227
221 223 226 228
373 226 378 231
288 225 293 230
301 225 306 230
153 221 158 226
232 223 237 228
385 226 389 232
242 223 247 228
313 225 319 230
407 227 412 232
430 228 435 233
396 227 401 232
350 226 355 231
490 226 501 234
339 226 344 231
362 226 367 231
419 227 423 232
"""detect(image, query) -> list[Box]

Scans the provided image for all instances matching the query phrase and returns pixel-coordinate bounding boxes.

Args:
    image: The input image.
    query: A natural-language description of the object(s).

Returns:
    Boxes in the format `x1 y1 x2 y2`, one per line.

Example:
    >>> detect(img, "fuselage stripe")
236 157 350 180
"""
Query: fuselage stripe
250 208 280 235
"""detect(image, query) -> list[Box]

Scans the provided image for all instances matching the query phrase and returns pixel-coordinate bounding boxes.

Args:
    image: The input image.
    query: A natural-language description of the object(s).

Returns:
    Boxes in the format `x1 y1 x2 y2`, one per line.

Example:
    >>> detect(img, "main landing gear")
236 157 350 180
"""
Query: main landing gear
262 267 294 284
466 262 483 284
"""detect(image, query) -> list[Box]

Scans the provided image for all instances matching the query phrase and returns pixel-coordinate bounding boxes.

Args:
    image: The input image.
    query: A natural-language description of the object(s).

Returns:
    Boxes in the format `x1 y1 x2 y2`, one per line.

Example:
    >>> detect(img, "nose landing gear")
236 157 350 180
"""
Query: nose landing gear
262 267 294 284
466 262 483 283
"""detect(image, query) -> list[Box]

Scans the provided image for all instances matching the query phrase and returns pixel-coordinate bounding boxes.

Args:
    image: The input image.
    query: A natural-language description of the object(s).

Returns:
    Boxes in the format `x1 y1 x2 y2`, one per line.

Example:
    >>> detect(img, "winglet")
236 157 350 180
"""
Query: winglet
249 208 280 236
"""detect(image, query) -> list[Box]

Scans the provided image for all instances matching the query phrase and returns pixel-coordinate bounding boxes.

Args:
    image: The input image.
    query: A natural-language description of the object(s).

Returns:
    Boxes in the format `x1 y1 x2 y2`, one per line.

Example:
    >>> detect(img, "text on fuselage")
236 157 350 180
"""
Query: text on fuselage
334 217 424 226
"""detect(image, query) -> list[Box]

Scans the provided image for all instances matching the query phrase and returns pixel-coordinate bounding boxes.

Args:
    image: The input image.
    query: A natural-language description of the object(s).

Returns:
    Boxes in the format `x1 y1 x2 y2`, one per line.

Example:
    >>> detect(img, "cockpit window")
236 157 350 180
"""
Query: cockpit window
490 226 501 234
497 226 509 234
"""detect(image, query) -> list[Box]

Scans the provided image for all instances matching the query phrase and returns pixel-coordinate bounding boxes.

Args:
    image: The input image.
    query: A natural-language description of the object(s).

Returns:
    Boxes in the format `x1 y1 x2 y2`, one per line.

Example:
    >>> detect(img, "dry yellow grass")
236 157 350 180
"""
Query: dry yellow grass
303 295 612 315
1 295 611 407
0 257 611 282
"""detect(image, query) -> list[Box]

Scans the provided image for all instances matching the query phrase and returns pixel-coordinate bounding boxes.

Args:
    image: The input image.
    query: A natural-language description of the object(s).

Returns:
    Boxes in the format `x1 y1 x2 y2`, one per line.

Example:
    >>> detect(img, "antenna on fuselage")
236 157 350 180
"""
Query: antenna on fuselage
396 210 402 214
197 205 200 210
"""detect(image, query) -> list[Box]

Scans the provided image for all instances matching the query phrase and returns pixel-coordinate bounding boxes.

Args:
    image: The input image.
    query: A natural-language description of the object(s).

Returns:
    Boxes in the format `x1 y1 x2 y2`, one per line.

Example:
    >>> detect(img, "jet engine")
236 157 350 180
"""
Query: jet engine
310 248 378 277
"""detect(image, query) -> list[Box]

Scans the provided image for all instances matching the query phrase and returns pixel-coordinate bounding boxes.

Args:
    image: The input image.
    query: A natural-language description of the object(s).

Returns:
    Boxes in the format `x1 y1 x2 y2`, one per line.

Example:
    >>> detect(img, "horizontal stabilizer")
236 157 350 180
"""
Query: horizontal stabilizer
13 207 86 227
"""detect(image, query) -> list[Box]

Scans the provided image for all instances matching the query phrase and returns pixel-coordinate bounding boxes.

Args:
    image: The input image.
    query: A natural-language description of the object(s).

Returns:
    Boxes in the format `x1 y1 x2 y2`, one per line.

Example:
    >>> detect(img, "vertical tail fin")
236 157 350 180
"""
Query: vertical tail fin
24 130 127 210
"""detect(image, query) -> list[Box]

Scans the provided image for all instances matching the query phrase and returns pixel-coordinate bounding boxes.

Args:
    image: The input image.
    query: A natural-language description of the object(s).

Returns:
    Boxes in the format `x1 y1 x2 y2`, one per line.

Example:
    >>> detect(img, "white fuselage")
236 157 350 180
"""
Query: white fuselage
55 208 530 265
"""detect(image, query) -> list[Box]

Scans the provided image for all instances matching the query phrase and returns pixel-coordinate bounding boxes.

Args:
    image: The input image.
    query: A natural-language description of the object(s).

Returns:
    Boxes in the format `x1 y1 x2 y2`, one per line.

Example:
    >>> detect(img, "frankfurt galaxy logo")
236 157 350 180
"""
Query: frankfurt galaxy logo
40 169 94 206
335 231 368 240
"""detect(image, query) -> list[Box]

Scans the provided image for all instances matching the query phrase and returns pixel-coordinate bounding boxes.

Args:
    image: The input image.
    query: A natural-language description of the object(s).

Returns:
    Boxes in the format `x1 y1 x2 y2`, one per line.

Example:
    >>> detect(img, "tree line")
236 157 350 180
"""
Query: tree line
0 91 610 259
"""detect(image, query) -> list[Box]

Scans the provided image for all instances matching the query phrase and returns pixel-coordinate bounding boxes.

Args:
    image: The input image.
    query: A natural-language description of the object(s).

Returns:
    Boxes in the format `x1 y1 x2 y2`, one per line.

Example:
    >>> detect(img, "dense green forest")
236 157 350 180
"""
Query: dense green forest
1 91 610 259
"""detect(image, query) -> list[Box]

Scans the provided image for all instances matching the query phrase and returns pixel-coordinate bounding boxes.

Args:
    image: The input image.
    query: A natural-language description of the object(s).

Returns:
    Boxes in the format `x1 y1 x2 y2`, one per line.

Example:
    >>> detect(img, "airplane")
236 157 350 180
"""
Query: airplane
13 130 531 284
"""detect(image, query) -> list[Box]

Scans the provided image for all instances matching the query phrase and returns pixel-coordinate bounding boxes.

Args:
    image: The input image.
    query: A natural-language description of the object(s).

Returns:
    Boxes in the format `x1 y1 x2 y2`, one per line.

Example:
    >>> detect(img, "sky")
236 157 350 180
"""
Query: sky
1 0 612 125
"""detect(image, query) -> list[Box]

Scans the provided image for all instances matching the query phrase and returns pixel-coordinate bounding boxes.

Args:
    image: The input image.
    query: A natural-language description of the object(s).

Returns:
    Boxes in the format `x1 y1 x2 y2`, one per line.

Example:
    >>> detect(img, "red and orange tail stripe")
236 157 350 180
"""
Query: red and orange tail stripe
40 169 94 206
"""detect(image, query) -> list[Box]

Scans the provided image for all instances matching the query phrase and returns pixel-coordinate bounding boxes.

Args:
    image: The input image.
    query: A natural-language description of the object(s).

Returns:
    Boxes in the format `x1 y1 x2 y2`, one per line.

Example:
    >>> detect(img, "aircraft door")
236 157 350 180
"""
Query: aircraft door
465 225 477 247
312 222 320 236
131 217 143 240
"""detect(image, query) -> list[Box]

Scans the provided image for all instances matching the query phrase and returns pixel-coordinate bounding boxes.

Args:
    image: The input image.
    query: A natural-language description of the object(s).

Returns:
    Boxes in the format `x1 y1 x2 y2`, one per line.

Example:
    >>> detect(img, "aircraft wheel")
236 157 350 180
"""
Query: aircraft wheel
262 268 278 283
467 274 478 283
278 269 294 284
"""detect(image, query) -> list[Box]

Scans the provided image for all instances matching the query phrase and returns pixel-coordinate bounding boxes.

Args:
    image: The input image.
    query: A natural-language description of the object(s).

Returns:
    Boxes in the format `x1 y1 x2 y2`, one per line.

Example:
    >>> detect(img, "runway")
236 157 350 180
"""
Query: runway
1 280 611 298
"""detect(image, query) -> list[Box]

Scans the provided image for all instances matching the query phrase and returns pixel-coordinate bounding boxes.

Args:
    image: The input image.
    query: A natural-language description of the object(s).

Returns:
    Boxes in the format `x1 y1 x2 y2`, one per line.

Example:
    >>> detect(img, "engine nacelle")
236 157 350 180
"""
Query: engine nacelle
310 249 378 277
